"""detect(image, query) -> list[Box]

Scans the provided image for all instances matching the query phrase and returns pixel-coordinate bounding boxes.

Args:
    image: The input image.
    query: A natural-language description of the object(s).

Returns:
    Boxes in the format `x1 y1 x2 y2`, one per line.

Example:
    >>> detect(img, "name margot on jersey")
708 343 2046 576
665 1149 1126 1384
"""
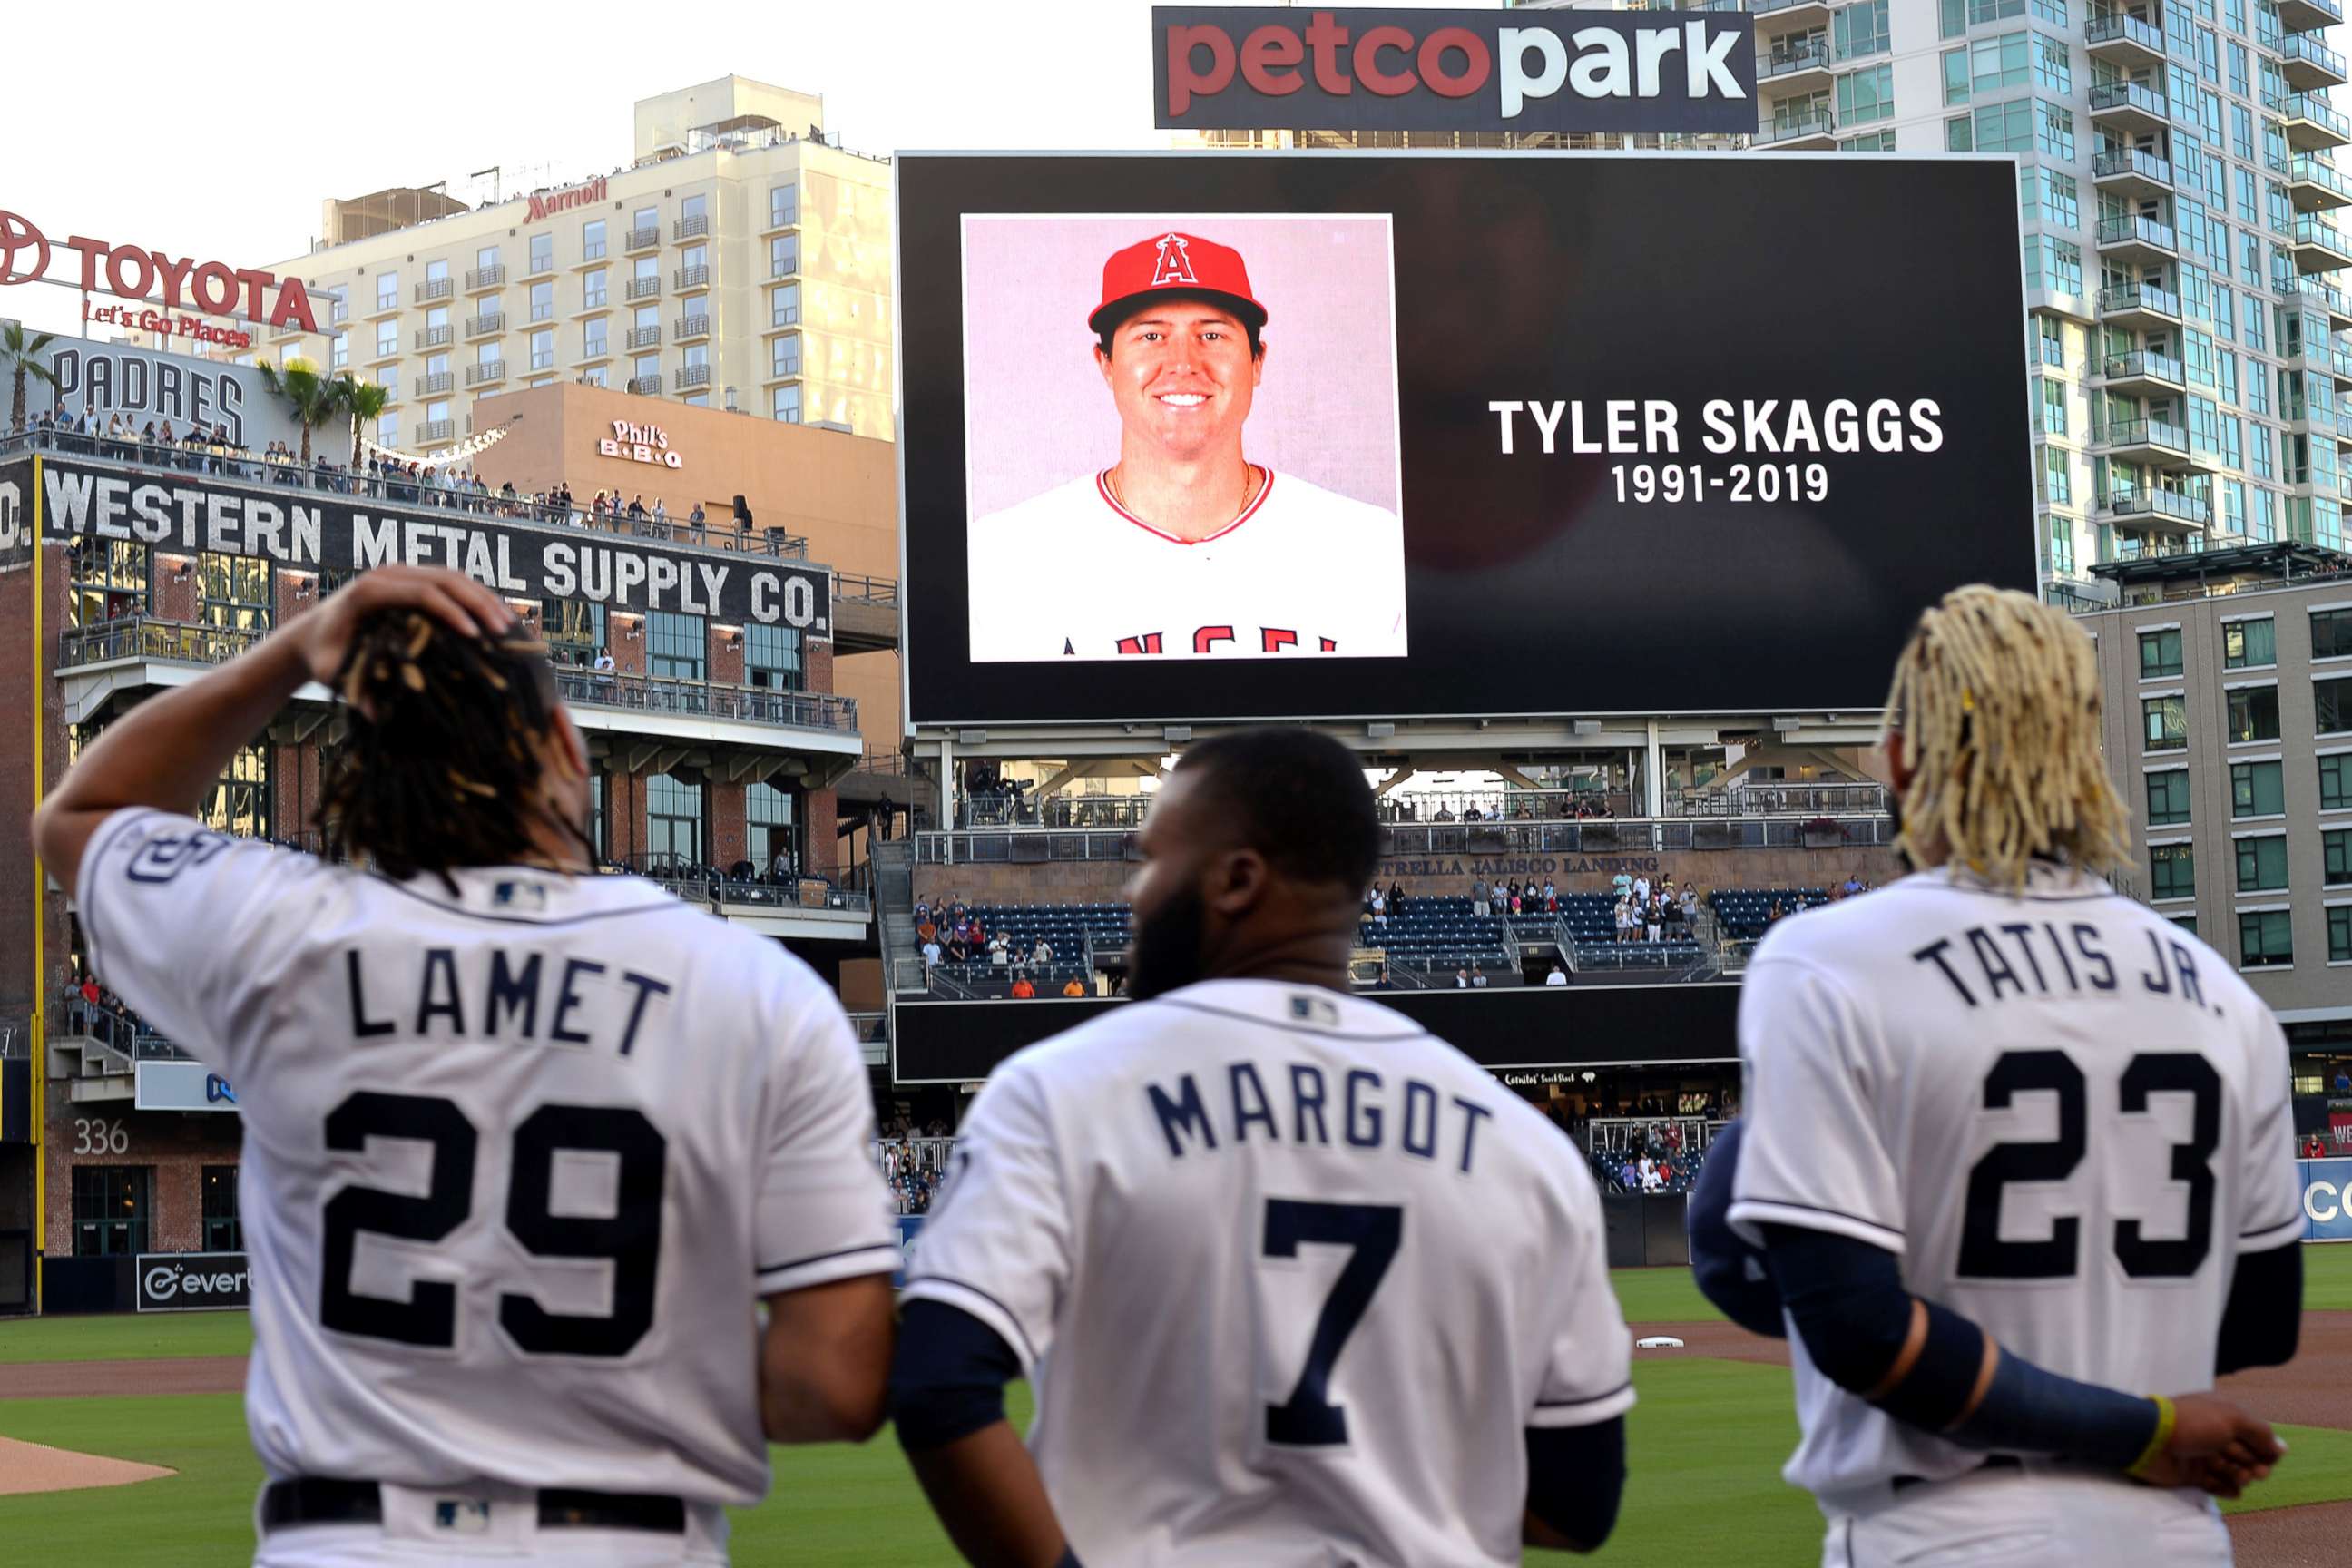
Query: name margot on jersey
1147 1062 1496 1174
345 945 676 1054
1911 920 2214 1011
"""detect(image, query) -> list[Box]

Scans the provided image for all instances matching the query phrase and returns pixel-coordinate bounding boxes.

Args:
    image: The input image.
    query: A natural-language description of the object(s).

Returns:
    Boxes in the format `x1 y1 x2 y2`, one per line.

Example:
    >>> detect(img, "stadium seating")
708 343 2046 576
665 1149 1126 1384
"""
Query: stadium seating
956 902 1133 958
1707 887 1831 940
1359 896 1511 968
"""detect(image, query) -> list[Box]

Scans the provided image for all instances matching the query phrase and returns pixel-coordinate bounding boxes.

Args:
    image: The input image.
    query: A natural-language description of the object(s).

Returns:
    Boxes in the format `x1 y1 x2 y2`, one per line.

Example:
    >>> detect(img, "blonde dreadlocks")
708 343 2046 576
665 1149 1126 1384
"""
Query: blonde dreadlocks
1880 584 2132 894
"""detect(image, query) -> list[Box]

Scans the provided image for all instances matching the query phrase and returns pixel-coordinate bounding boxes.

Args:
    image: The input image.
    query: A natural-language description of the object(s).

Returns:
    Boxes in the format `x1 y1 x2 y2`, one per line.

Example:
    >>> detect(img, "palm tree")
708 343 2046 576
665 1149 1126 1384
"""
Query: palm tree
255 358 338 466
333 373 389 467
3 321 60 432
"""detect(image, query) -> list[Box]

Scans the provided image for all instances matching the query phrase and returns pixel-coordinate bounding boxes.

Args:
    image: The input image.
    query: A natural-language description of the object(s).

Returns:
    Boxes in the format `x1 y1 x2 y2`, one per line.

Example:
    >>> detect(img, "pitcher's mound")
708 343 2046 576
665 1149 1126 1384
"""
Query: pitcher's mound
0 1435 175 1494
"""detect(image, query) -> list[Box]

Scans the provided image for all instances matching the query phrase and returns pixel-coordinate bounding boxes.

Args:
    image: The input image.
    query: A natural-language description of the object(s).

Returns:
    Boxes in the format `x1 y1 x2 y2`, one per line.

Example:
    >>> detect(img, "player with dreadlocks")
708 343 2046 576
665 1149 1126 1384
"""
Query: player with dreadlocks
1690 584 2304 1568
36 564 899 1567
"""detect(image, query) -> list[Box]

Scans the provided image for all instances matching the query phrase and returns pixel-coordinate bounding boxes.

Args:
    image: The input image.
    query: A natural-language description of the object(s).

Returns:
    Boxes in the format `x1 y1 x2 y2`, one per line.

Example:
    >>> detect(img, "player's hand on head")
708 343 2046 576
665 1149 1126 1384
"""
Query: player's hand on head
288 564 514 685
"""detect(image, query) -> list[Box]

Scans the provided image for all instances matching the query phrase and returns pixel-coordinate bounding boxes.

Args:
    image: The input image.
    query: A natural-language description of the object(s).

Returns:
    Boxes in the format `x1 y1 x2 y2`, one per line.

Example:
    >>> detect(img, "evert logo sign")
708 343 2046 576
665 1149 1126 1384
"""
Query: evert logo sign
0 210 318 332
526 176 608 223
136 1252 252 1312
1153 6 1753 134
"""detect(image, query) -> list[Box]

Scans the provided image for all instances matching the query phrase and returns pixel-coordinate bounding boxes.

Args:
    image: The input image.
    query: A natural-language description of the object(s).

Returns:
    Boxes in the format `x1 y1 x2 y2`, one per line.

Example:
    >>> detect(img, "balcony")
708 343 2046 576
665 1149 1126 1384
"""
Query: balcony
2102 488 2210 533
2092 146 2174 201
415 370 454 397
465 265 506 293
465 360 506 387
624 226 661 253
2290 154 2352 212
2090 79 2170 137
414 277 455 304
2277 0 2343 33
625 276 662 301
2098 281 2182 328
465 310 505 338
626 374 662 396
2285 34 2350 91
1754 109 1837 149
2097 416 2198 469
626 324 662 350
674 364 712 391
2281 273 2352 330
1757 36 1832 96
674 264 710 289
674 314 710 341
2084 13 2166 71
417 419 456 445
2281 93 2352 152
2095 212 2178 264
553 669 858 742
415 325 454 349
2293 215 2352 270
2099 349 2186 397
1749 0 1832 32
673 214 710 241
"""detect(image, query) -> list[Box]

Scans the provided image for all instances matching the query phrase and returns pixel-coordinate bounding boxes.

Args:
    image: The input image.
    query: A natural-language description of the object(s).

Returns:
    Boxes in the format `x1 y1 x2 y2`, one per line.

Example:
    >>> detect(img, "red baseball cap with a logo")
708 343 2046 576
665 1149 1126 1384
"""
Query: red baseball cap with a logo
1088 231 1268 336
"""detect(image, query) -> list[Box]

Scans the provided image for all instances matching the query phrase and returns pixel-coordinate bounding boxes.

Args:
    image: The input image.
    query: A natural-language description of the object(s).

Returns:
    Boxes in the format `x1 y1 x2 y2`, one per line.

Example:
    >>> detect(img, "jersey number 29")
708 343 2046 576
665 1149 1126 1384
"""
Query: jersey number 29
319 1091 666 1357
1959 1051 2220 1280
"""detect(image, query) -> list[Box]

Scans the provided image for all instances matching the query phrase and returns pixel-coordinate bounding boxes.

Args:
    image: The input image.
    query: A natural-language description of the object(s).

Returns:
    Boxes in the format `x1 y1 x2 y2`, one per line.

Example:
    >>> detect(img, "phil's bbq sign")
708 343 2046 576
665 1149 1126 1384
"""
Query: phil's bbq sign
1153 7 1755 134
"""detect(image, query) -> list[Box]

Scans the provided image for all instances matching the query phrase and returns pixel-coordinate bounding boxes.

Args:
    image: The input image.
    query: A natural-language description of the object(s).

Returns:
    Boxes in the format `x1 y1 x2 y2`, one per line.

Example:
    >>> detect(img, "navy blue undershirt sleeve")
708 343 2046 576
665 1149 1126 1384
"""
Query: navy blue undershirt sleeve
2217 1244 2301 1376
1686 1121 1787 1338
888 1298 1022 1452
1524 1416 1626 1550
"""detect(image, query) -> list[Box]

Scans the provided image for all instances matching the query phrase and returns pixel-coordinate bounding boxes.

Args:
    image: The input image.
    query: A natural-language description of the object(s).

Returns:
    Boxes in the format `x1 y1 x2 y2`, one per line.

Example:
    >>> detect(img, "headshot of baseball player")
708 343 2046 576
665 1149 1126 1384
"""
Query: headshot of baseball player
33 564 898 1568
890 727 1632 1566
1701 585 2304 1567
964 221 1407 662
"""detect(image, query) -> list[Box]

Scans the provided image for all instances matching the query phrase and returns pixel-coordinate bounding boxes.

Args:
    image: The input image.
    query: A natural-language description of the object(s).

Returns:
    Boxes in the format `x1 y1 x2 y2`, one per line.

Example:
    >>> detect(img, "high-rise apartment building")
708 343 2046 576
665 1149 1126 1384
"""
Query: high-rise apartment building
199 75 894 449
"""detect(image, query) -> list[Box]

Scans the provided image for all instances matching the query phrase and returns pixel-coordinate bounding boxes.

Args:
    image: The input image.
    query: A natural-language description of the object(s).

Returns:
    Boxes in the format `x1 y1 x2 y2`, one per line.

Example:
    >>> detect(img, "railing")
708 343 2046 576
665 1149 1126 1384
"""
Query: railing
466 265 505 290
0 427 833 564
836 573 900 604
674 265 710 289
916 814 1896 864
1759 38 1830 78
673 214 710 240
415 278 454 303
464 361 505 386
2103 488 2210 525
2085 13 2165 53
417 419 456 443
2297 216 2352 255
2091 79 2169 118
2100 416 2191 454
674 365 711 390
675 315 710 339
1753 110 1835 144
625 374 662 396
2100 281 2181 317
1583 1117 1722 1158
466 312 505 338
2102 349 2185 383
416 326 454 348
416 370 453 396
2286 93 2352 140
625 226 661 252
626 326 661 349
2092 147 2173 186
624 276 661 300
2287 34 2351 77
2095 213 2177 250
553 668 857 731
1673 781 1889 816
2282 0 2345 26
54 995 194 1063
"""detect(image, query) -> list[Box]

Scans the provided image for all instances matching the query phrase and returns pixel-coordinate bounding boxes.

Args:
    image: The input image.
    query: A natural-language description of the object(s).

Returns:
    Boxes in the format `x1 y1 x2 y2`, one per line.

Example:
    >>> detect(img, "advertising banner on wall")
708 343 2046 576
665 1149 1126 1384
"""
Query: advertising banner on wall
896 153 2034 728
135 1251 251 1312
0 456 26 573
134 1060 240 1113
3 323 304 454
29 455 833 632
2303 1158 2352 1242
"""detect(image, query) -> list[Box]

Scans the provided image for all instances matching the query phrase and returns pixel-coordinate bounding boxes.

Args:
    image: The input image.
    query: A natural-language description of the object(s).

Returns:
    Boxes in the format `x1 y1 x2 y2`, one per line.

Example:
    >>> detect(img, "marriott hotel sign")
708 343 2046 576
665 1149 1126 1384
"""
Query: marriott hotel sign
526 177 608 223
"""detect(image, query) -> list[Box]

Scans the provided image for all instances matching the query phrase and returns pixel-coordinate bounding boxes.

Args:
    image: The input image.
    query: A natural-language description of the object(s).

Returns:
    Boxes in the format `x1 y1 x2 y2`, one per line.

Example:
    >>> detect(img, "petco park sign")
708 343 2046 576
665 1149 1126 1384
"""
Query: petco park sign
136 1252 252 1312
526 175 607 223
601 418 684 468
1153 5 1753 134
0 209 318 334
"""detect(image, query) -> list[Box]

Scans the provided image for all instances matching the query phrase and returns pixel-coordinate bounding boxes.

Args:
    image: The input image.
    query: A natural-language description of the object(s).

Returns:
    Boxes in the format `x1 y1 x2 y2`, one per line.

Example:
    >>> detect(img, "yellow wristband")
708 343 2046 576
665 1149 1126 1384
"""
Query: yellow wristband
2126 1395 2177 1480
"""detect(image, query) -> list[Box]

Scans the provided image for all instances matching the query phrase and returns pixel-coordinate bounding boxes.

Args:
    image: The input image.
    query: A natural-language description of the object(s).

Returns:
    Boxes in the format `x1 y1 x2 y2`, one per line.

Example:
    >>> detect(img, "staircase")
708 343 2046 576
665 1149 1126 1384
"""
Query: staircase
872 839 926 999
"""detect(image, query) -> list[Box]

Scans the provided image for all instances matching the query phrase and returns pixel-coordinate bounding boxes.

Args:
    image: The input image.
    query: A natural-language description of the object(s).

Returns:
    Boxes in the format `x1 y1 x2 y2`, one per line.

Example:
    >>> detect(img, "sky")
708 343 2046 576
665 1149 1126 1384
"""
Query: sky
1 0 1495 340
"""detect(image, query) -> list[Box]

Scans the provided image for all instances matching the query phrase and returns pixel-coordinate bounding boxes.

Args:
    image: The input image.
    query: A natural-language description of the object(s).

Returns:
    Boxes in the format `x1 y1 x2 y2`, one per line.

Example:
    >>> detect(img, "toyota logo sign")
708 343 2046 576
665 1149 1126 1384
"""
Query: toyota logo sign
0 209 52 286
0 209 318 333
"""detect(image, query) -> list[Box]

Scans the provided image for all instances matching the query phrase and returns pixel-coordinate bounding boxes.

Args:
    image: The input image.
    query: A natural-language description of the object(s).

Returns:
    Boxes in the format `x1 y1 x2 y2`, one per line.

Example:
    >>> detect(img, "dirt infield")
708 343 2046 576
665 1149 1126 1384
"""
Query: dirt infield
0 1355 249 1401
0 1435 173 1494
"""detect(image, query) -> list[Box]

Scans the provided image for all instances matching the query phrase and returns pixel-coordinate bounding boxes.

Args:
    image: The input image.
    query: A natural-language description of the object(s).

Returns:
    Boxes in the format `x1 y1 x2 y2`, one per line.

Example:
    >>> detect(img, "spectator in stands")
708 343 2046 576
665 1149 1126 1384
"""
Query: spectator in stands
1435 805 1455 822
2304 1133 2328 1160
1009 975 1037 999
2337 1066 2351 1093
1061 977 1087 998
1454 966 1471 988
1367 886 1387 929
1033 937 1054 965
1506 887 1522 916
1387 879 1404 918
770 846 795 882
1522 880 1539 912
1544 965 1567 987
987 932 1009 967
1680 887 1699 926
1542 878 1557 912
1469 964 1488 988
1611 869 1632 901
1768 898 1788 924
1632 873 1650 906
921 936 942 970
80 973 101 1007
1471 877 1490 917
1644 898 1662 944
1843 874 1865 897
1613 898 1634 944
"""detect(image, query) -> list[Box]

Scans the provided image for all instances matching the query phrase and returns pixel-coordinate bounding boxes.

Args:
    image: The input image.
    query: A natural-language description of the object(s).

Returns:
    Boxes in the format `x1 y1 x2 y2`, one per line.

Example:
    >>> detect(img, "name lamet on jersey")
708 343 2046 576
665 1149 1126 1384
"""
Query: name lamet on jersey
344 943 676 1054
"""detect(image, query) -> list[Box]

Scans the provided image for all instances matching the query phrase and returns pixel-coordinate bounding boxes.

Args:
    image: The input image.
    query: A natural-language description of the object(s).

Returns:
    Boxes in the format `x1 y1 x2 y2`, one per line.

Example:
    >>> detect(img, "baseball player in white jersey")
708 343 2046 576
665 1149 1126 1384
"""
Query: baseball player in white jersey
887 729 1632 1567
1694 586 2302 1567
33 566 900 1566
966 231 1407 662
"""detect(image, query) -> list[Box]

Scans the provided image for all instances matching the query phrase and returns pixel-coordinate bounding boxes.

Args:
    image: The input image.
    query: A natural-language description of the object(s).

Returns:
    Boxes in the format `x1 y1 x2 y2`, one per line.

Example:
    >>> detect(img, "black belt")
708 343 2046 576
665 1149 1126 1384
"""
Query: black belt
1891 1455 2023 1494
261 1478 686 1534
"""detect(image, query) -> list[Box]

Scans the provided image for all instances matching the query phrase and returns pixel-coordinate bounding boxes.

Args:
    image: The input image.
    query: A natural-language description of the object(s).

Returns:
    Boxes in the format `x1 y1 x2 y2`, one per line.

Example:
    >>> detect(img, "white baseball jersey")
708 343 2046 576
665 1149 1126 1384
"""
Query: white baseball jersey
79 809 897 1506
902 977 1632 1567
965 466 1407 661
1728 864 2304 1515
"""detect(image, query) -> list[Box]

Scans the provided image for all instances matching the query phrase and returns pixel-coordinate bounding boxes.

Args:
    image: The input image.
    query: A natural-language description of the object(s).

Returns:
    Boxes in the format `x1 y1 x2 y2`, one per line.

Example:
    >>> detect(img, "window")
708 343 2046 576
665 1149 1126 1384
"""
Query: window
2319 677 2352 736
202 1165 241 1251
2146 768 2192 826
633 255 659 284
682 242 708 274
646 771 705 869
2039 377 2068 436
1955 98 2034 152
426 259 449 283
2037 102 2073 161
376 412 397 446
2225 685 2278 743
583 218 607 260
2143 694 2188 751
748 781 799 875
584 268 609 310
634 303 659 335
2324 754 2352 811
530 328 554 372
582 366 609 388
375 270 398 309
2238 907 2292 966
2222 619 2274 669
2029 0 2064 20
2235 834 2289 892
2230 760 2285 818
683 341 710 371
2151 839 2196 899
529 279 554 322
2168 914 2198 937
199 745 270 838
2139 628 2184 679
72 1165 153 1256
770 233 799 278
632 353 659 386
746 622 802 691
201 554 271 635
772 282 800 328
648 610 706 681
2034 33 2069 93
633 205 657 236
329 334 348 370
2048 515 2075 574
426 304 449 333
2036 316 2064 369
543 599 606 667
376 321 397 358
2024 236 2082 298
69 538 150 629
2041 444 2071 504
2328 828 2352 886
1846 130 1898 152
772 385 802 424
2022 169 2077 230
769 182 799 227
772 333 801 379
589 769 608 861
2332 906 2352 965
681 192 706 224
1836 0 1890 56
530 233 554 272
2316 608 2352 661
583 318 608 358
477 338 502 368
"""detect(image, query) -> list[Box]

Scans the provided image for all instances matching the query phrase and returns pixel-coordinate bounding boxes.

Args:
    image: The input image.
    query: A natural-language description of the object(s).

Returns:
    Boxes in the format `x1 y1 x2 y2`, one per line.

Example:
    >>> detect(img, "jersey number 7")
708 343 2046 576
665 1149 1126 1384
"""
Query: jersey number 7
1261 1199 1403 1446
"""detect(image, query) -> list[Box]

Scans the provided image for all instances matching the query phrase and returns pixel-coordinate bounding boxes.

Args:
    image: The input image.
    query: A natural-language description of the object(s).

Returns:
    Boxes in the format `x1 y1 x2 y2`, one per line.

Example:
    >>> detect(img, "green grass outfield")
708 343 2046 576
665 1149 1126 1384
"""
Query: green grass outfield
0 1253 2346 1567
